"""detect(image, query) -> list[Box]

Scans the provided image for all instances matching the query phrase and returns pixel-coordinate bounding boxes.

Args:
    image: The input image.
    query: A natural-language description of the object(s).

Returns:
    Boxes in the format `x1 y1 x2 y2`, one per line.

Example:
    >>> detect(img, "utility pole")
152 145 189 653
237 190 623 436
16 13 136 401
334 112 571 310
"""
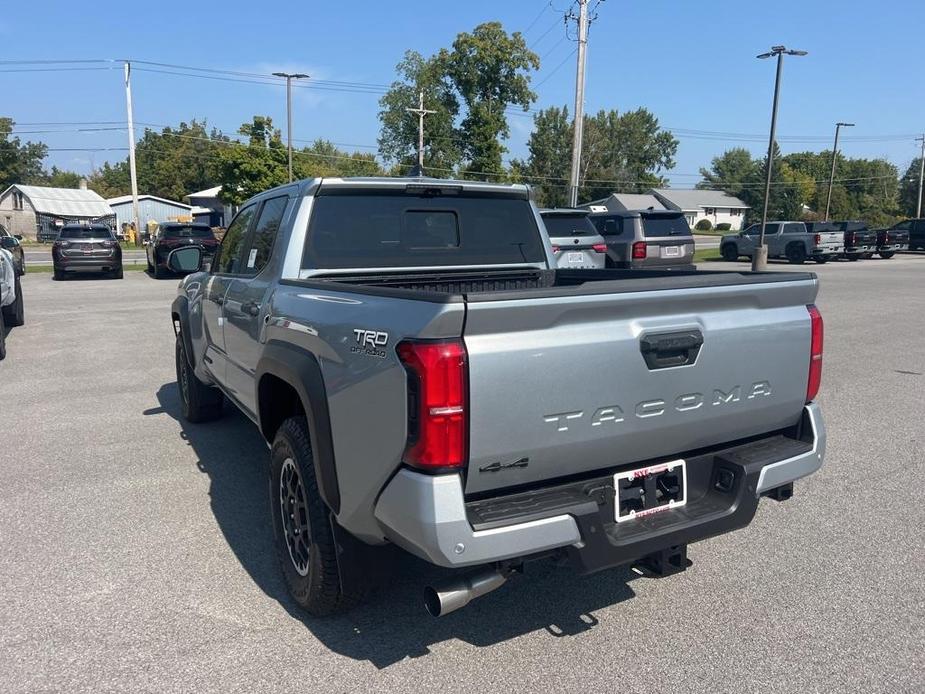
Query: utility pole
824 122 854 221
272 72 309 182
567 0 589 208
917 135 925 218
406 90 436 176
753 46 807 271
123 61 140 241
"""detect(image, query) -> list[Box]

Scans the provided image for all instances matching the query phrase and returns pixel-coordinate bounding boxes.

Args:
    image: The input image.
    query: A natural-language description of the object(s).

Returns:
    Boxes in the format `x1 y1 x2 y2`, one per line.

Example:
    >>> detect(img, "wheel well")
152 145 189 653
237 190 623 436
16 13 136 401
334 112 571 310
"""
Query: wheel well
258 374 305 443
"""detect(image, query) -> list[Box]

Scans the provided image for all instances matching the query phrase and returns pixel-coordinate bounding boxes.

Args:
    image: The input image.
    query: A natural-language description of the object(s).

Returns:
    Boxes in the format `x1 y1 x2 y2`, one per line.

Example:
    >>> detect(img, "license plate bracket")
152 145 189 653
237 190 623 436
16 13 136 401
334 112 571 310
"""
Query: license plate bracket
661 245 681 258
567 251 585 264
614 460 687 523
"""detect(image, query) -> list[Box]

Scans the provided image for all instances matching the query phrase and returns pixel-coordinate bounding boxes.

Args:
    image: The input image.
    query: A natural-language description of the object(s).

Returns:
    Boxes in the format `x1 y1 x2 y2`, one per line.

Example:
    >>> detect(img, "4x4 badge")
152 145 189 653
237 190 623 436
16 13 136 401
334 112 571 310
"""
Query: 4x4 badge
479 457 529 473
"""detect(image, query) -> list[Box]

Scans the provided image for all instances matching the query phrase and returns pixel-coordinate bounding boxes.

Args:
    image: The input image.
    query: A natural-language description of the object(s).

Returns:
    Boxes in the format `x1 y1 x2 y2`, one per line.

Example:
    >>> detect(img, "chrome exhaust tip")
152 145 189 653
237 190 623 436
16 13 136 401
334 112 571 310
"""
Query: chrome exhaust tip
424 568 508 617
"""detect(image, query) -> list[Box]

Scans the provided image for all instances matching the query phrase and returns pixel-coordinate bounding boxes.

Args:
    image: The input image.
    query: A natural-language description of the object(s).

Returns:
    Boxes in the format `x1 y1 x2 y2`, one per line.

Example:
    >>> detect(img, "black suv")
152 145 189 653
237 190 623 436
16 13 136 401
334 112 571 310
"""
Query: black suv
146 222 219 278
52 224 123 280
589 210 695 270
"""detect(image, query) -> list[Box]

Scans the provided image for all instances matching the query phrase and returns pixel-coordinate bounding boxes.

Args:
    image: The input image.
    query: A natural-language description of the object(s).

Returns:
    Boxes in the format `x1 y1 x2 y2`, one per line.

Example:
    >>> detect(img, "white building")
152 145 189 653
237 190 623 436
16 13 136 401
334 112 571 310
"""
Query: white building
0 184 115 241
649 189 750 231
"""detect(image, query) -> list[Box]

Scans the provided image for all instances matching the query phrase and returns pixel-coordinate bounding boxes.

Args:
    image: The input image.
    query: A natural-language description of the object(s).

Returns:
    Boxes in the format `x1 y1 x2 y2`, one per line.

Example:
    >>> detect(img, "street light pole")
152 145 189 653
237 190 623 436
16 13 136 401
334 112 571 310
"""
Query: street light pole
916 134 925 218
567 0 589 208
272 72 309 182
824 122 854 221
753 46 807 272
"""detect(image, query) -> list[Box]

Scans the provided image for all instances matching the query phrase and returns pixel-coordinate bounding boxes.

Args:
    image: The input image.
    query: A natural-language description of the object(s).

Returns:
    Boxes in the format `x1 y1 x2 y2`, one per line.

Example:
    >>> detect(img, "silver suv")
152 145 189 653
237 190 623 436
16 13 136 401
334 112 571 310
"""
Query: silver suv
539 209 607 269
589 210 695 270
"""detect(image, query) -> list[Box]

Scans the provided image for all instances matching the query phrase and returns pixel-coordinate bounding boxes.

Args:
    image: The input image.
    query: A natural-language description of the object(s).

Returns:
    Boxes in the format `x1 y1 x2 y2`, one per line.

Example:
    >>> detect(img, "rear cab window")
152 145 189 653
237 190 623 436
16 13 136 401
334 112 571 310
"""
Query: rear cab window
59 227 113 239
302 189 545 269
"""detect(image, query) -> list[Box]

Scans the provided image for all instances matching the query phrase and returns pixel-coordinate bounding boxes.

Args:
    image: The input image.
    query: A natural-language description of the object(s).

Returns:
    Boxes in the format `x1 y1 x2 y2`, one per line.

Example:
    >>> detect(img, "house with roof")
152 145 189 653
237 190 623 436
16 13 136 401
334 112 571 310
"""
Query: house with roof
649 188 750 231
0 183 116 241
184 186 236 227
106 194 193 233
580 193 667 213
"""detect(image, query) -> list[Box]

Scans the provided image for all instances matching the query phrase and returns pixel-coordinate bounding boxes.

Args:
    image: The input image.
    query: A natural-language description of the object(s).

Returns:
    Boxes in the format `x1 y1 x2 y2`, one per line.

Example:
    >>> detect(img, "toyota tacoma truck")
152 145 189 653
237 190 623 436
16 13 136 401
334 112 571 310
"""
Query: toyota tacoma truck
169 178 827 617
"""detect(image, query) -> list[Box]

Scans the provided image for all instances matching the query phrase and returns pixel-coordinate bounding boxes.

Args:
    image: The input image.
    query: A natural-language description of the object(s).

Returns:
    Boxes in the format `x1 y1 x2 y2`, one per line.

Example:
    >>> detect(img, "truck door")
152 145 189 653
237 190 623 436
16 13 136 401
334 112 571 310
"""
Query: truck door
223 195 292 417
201 204 258 389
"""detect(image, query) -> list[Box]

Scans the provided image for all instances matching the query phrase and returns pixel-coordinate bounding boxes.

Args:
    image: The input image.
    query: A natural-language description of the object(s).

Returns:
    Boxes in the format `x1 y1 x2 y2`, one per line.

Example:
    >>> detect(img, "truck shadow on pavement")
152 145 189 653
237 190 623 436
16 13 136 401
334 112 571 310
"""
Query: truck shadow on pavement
152 382 639 669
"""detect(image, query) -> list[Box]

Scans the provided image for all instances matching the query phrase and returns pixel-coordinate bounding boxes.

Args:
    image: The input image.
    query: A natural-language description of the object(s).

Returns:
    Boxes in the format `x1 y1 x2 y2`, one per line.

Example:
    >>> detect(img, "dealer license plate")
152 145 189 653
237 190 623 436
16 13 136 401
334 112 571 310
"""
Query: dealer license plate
614 460 687 523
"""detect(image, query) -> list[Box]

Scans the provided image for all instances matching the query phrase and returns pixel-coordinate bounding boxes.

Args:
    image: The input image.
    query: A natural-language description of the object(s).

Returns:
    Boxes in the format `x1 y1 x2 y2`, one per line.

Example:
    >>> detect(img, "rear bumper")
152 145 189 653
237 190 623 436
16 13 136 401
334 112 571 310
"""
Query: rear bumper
374 403 825 569
878 244 908 252
56 258 121 272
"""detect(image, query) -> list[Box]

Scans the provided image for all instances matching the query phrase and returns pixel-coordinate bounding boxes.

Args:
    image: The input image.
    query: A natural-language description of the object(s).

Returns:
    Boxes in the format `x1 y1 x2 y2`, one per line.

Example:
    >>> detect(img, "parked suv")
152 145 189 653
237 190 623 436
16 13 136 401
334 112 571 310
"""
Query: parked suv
146 222 219 278
540 209 607 269
721 222 842 264
52 224 123 280
588 210 695 270
0 225 25 275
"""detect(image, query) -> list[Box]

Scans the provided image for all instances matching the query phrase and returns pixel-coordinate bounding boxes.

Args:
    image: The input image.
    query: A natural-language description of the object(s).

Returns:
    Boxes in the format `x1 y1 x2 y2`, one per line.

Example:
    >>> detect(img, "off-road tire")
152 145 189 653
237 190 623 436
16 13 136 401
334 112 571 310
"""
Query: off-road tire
2 274 24 327
721 244 738 262
786 243 807 264
270 416 368 616
175 334 223 422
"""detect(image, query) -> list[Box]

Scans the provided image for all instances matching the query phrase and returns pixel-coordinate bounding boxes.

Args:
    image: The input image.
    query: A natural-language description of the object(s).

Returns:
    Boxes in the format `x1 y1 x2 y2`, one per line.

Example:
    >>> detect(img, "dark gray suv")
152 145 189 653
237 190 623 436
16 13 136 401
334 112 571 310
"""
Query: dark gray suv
589 210 695 270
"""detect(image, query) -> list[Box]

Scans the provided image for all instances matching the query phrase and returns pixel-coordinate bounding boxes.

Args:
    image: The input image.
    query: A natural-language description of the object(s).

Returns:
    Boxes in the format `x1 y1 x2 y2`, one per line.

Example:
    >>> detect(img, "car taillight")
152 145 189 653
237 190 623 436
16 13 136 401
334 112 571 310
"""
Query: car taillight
632 241 647 259
592 243 607 253
806 305 823 403
814 233 821 246
397 339 468 470
884 231 890 244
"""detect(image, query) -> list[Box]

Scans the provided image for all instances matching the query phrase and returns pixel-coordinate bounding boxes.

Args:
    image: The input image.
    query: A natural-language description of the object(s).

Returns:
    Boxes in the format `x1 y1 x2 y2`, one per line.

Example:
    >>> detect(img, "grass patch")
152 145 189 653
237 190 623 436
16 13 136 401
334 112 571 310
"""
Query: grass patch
26 264 147 274
693 248 725 263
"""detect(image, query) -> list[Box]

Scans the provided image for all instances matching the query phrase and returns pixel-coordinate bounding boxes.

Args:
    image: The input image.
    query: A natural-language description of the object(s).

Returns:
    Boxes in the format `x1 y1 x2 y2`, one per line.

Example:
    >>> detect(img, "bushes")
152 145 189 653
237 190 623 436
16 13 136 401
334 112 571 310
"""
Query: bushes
694 219 713 231
715 222 732 231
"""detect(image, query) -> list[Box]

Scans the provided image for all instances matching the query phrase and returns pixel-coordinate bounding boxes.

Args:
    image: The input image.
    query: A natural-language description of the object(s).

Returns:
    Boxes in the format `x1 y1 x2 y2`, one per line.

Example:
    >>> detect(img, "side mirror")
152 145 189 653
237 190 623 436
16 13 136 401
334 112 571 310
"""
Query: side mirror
13 234 22 241
167 246 203 274
0 237 15 249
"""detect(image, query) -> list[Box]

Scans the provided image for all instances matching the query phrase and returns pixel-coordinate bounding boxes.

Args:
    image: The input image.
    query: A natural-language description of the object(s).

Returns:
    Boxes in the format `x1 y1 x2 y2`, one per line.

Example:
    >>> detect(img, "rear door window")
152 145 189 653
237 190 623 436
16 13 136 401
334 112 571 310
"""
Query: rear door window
302 191 545 269
784 223 805 234
239 196 290 275
641 215 691 238
214 204 257 275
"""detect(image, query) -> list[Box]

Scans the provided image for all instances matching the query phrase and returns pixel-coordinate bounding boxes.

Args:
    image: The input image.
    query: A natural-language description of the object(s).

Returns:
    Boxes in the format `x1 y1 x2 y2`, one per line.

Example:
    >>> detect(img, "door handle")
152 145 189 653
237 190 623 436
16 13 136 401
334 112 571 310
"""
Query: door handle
241 301 261 317
640 330 704 370
211 295 224 306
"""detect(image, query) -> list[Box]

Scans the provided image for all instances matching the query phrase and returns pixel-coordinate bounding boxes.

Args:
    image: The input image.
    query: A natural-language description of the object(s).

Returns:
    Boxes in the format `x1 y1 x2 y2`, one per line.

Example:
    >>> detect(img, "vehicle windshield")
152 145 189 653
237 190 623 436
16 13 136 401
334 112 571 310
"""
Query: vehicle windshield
542 215 597 238
303 191 545 269
59 227 113 239
162 225 213 239
641 215 692 237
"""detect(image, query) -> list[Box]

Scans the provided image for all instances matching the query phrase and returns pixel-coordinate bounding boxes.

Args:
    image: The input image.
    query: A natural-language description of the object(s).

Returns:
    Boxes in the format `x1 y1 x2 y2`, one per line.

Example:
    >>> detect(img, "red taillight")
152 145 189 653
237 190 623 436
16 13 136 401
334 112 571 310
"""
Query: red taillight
632 241 647 259
884 231 890 244
806 305 823 403
592 243 607 253
814 233 821 246
397 339 468 470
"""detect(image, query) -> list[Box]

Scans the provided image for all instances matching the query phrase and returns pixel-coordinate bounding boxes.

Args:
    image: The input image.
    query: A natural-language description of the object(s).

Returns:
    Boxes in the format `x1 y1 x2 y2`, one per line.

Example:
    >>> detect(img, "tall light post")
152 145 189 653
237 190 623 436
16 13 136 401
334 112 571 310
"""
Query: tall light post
272 72 309 182
824 122 854 220
753 46 807 272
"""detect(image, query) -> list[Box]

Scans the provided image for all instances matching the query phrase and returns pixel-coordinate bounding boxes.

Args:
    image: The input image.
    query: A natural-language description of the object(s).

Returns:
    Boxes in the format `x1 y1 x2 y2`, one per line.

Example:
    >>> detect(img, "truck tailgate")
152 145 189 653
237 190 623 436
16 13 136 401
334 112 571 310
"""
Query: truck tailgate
817 231 843 250
462 276 818 495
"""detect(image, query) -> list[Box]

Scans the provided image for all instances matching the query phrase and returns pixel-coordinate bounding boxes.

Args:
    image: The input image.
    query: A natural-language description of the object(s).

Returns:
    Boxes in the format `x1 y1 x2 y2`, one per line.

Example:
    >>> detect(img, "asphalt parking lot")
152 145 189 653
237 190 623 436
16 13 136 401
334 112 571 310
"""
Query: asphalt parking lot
1 257 923 692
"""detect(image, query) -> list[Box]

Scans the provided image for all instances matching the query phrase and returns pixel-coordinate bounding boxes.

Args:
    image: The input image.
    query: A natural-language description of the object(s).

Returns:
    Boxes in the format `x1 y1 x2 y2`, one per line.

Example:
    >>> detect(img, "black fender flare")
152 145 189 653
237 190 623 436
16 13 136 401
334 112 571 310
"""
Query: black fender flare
256 340 340 514
171 295 196 368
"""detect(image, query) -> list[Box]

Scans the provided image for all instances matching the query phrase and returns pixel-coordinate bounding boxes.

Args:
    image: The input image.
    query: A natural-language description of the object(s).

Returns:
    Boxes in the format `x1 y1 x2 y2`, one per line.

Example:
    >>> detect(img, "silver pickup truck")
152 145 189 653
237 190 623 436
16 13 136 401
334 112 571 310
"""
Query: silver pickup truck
721 221 843 264
169 178 826 617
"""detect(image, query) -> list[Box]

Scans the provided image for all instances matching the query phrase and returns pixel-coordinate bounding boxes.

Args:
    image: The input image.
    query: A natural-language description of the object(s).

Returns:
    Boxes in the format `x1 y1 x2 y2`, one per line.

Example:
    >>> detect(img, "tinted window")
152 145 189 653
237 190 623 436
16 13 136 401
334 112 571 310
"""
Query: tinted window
893 221 912 231
241 196 289 275
641 215 691 238
743 224 760 236
542 215 597 238
162 225 214 239
59 227 112 239
784 223 805 234
215 205 256 274
302 192 545 269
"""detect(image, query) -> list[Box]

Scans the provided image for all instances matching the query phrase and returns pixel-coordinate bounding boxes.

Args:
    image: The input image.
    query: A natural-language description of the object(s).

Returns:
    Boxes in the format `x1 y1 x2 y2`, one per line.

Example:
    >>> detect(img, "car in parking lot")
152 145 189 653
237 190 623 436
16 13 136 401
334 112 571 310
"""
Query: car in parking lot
721 221 842 264
817 221 877 261
876 218 921 254
588 209 695 270
539 208 607 269
146 222 219 278
0 225 25 275
0 246 25 360
51 224 123 280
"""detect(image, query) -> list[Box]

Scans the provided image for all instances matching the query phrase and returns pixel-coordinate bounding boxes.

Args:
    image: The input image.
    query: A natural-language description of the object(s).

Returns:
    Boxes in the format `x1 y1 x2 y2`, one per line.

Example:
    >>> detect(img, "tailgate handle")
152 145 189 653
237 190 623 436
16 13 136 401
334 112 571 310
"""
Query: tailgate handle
640 330 703 370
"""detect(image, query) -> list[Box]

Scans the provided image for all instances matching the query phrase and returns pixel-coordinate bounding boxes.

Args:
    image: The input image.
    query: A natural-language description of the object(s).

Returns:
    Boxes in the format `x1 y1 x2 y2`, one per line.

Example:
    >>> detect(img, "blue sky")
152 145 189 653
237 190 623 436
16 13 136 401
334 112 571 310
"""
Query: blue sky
2 0 923 188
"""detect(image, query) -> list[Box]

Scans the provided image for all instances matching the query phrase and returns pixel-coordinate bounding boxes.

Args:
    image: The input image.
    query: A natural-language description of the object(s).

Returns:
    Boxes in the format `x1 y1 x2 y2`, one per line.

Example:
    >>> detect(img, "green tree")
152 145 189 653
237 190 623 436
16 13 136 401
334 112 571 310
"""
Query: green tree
214 116 288 205
36 166 83 189
510 106 573 207
898 158 922 218
377 50 461 174
0 118 47 188
444 22 539 179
